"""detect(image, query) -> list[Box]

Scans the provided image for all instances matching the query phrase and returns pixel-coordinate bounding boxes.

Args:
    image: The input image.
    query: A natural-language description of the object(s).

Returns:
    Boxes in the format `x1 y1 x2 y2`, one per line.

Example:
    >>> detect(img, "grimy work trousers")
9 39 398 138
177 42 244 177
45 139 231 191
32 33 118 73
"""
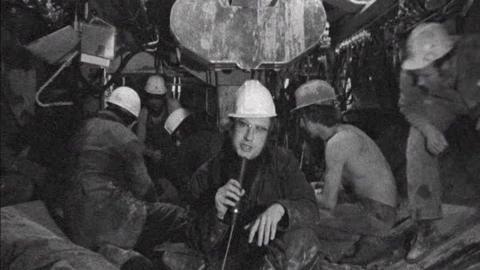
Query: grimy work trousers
159 227 321 270
406 99 467 221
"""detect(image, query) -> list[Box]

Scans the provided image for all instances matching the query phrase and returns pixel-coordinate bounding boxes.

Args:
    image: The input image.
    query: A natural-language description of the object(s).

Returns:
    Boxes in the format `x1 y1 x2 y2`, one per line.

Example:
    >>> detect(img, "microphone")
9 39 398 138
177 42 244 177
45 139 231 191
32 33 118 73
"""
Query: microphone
221 158 247 270
232 158 247 219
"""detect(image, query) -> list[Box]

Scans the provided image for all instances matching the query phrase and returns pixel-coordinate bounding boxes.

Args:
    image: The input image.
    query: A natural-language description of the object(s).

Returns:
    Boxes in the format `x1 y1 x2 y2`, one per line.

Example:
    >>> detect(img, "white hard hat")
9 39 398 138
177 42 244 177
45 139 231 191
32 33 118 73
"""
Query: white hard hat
229 80 277 118
291 80 336 112
107 86 141 117
164 108 191 135
145 75 167 95
402 23 457 70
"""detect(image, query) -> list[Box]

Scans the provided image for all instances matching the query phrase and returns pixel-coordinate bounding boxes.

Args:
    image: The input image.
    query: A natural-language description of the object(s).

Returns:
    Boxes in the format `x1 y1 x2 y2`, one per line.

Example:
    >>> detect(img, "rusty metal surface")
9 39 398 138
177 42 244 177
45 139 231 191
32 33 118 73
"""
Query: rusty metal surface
170 0 327 70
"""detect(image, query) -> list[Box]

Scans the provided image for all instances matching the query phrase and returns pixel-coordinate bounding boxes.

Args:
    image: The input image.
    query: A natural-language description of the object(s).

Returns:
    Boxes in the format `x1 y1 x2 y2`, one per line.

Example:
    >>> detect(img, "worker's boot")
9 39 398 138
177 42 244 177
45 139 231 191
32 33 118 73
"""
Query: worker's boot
406 221 441 263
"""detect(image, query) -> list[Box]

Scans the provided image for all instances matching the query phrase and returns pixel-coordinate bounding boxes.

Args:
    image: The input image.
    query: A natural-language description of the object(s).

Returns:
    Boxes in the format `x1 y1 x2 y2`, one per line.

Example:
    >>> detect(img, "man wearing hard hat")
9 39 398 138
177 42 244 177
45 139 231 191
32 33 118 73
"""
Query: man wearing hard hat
399 22 480 262
136 74 180 202
177 80 320 269
137 75 176 173
164 107 223 199
291 79 398 264
64 86 187 269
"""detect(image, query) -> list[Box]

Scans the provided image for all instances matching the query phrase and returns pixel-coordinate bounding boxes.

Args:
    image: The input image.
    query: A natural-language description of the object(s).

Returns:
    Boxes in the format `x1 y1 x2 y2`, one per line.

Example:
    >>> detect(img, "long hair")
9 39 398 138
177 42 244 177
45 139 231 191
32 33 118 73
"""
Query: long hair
301 105 340 127
433 48 456 78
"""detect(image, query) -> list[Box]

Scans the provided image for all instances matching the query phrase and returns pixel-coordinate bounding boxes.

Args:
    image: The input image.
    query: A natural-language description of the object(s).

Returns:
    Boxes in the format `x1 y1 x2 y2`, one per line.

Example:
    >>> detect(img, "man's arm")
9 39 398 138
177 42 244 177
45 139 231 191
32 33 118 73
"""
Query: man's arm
135 107 148 143
398 70 433 134
120 139 157 202
186 158 231 253
456 34 480 110
273 148 319 229
316 131 359 210
246 148 318 247
398 70 449 154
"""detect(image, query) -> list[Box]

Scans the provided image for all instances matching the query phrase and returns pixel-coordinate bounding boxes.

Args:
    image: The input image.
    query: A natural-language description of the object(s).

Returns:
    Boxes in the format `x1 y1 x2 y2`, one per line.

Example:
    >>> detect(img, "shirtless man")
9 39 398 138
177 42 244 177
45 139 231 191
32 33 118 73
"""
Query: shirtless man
292 80 397 263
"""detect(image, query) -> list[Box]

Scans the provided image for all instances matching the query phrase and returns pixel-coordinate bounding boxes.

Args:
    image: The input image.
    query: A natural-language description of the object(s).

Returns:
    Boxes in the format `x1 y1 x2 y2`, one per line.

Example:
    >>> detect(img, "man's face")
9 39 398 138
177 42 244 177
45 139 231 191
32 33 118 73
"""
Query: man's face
299 115 329 141
232 117 271 160
147 95 165 113
414 64 444 92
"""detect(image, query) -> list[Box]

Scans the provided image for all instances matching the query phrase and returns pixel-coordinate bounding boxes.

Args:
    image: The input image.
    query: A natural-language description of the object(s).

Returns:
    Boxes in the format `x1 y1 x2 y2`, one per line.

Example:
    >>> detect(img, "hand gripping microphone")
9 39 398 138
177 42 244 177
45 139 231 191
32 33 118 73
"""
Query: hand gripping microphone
221 158 247 270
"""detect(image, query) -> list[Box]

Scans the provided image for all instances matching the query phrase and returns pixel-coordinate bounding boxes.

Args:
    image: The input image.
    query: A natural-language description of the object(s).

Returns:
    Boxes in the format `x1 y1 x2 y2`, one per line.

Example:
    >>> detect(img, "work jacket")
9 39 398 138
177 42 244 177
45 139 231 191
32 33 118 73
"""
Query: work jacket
186 141 319 257
399 34 480 131
137 106 177 180
171 130 224 197
65 110 154 250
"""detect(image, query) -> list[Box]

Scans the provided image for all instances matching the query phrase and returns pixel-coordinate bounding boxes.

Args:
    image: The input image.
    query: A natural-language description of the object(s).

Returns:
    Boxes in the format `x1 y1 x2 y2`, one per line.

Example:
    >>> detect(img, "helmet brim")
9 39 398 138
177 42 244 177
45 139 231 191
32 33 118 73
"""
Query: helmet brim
401 57 430 70
228 113 277 118
290 99 337 113
402 35 459 71
290 102 317 113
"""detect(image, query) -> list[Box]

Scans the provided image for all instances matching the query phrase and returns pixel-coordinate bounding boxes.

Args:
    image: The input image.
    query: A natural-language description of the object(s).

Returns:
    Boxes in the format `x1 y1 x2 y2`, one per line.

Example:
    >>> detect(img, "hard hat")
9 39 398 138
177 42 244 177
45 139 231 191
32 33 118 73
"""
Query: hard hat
107 86 141 117
402 23 457 70
164 108 192 135
228 80 277 118
145 75 167 95
291 80 336 112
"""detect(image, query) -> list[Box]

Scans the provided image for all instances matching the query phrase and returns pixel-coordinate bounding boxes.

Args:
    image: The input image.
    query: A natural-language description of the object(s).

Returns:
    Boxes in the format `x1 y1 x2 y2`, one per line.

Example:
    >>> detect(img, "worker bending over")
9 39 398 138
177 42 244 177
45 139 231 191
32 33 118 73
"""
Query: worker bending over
399 23 480 262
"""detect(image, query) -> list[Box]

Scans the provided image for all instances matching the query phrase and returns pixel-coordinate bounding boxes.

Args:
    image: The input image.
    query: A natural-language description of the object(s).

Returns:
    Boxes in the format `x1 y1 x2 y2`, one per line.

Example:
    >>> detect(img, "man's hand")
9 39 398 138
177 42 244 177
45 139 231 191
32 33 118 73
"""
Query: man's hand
310 182 323 202
215 179 245 220
424 125 448 155
150 150 163 162
244 203 285 247
145 149 162 163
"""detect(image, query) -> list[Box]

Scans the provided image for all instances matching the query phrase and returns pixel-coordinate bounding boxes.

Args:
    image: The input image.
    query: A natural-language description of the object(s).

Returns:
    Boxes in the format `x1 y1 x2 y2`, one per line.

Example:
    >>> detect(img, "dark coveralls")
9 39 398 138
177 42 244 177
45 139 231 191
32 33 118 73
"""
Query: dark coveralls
137 107 177 181
170 130 224 199
183 142 321 270
136 106 180 204
64 110 187 261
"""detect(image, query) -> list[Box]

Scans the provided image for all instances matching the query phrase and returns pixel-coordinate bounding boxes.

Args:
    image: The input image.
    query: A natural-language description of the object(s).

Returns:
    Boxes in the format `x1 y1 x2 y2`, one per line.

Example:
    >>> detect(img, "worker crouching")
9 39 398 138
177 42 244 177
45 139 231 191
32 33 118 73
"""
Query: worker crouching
161 80 321 270
64 87 187 269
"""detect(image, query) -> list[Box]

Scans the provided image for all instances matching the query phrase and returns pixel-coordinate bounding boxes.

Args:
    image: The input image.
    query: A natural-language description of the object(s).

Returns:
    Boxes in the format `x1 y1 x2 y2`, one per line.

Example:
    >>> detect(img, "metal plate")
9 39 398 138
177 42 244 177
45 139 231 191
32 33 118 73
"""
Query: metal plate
170 0 327 70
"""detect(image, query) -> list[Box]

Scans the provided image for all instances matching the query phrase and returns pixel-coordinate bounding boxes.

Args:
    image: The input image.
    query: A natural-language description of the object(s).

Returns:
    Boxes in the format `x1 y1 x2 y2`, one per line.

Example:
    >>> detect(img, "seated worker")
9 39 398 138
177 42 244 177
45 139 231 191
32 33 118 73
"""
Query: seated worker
64 87 187 269
399 23 480 262
291 80 398 263
179 80 321 270
136 74 179 202
164 107 223 199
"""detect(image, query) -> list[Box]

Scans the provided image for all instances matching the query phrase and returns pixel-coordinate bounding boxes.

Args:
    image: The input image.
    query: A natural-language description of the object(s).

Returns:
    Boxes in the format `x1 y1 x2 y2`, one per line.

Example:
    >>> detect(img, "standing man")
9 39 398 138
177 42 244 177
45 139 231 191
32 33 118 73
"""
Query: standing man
399 23 480 262
184 80 320 270
65 87 187 269
136 75 176 179
136 74 179 202
292 80 398 263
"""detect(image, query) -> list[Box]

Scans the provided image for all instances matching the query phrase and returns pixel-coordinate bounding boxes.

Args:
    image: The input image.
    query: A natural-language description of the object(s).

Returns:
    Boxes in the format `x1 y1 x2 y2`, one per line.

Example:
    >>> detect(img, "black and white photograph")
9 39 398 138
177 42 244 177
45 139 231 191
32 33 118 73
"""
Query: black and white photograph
1 0 479 269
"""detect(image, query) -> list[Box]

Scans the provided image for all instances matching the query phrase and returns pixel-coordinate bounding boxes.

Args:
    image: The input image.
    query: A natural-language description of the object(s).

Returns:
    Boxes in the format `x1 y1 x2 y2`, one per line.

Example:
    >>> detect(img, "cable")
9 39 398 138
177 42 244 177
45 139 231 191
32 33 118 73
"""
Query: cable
221 158 247 270
35 51 78 108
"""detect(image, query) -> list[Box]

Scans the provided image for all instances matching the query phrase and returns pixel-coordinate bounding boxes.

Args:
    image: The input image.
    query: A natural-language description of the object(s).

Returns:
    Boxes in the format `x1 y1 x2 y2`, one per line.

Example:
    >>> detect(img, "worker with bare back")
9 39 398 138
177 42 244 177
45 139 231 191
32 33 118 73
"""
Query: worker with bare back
292 80 398 264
